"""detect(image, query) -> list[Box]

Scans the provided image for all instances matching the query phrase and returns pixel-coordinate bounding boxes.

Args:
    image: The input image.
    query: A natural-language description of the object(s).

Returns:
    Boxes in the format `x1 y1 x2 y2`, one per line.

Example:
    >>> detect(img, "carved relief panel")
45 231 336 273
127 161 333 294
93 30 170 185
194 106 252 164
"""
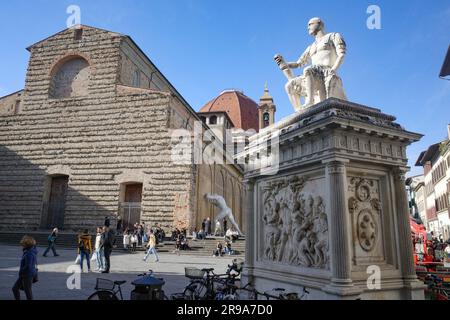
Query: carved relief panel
260 175 329 269
348 176 385 264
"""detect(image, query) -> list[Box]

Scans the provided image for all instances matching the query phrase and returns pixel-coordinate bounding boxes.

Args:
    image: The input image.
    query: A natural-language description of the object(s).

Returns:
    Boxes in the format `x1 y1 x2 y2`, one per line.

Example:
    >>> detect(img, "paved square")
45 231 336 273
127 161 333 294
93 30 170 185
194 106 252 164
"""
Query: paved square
0 244 234 300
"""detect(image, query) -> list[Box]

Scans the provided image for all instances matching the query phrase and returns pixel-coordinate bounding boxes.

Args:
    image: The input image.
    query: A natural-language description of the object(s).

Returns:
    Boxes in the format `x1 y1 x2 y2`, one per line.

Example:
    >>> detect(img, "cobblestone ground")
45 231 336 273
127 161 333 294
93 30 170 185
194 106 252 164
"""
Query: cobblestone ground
0 244 233 300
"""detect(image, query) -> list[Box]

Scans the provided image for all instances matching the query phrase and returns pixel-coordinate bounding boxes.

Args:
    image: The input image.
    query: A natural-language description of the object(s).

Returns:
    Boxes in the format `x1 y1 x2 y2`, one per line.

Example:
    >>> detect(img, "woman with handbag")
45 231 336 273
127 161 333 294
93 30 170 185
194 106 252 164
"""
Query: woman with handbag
12 235 38 300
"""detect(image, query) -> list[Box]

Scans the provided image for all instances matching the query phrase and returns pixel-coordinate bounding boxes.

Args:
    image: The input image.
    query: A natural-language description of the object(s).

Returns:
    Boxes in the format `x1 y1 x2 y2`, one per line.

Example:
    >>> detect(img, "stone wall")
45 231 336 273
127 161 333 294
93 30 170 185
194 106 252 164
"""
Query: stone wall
0 91 23 116
0 26 194 231
0 25 244 233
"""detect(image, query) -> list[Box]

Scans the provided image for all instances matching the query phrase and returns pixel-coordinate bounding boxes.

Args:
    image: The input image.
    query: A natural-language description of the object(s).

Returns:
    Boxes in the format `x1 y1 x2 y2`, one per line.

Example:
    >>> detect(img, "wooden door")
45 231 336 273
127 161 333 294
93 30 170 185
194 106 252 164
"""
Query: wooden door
125 184 142 203
123 184 143 229
47 176 69 229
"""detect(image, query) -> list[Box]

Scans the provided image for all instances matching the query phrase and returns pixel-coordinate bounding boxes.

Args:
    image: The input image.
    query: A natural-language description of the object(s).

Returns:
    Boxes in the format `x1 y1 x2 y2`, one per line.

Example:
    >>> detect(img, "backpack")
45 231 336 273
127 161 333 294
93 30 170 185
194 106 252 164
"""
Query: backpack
78 238 85 251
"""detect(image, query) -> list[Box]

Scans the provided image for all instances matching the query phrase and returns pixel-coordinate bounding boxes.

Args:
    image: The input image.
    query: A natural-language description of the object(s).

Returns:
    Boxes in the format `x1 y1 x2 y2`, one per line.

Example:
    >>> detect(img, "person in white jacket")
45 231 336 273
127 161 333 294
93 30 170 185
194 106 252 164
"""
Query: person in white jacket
94 227 105 271
123 229 131 252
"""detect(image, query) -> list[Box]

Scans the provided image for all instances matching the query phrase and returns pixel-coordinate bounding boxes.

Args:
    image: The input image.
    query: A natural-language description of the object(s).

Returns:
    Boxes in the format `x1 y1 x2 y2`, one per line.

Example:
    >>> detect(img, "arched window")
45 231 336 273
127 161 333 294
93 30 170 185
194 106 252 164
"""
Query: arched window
132 69 141 87
209 115 217 125
49 57 90 98
200 116 206 124
263 112 270 127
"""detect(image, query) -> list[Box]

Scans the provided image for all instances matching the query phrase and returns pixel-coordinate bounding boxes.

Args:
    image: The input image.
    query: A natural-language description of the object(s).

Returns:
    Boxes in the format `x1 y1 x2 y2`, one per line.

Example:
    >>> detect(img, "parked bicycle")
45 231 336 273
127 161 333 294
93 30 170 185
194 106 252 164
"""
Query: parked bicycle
87 269 167 300
171 259 243 300
235 283 309 300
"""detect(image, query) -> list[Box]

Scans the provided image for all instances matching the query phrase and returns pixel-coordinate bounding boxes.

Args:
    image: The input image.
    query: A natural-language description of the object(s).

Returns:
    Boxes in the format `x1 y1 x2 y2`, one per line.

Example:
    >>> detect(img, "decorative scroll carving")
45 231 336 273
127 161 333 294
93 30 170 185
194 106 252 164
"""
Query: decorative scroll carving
348 177 381 253
262 176 329 269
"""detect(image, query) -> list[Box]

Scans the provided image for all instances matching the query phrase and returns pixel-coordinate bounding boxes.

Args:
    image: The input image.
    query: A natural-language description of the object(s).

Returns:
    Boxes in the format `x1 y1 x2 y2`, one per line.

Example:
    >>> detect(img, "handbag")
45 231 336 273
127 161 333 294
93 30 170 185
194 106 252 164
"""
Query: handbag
33 270 39 283
33 260 39 283
90 251 97 261
75 254 81 264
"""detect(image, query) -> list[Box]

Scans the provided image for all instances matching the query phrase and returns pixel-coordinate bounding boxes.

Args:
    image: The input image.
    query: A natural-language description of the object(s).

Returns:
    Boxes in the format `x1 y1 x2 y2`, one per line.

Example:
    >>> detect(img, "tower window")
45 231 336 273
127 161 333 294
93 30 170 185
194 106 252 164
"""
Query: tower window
209 115 217 125
263 112 270 127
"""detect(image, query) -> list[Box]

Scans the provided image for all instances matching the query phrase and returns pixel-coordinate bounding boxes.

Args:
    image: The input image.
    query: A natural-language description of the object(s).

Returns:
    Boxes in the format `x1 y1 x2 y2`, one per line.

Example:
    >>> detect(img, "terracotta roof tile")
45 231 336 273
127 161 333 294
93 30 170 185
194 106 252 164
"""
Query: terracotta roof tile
199 90 259 132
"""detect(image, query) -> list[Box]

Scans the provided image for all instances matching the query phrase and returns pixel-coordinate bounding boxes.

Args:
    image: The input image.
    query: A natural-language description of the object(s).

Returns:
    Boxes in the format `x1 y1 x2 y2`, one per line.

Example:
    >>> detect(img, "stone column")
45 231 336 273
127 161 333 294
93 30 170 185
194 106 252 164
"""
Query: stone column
242 178 255 284
392 168 418 280
327 161 352 283
323 160 360 298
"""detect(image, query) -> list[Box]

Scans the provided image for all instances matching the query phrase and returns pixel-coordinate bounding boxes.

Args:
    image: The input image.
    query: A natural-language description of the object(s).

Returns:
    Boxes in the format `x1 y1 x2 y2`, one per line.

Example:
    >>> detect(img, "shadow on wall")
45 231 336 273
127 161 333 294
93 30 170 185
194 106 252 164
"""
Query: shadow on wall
0 145 115 232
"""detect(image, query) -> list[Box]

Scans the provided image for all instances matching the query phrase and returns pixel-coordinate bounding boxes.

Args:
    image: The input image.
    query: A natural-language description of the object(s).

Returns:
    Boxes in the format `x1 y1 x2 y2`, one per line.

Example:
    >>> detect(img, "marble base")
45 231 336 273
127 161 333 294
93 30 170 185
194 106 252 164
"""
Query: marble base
239 98 424 300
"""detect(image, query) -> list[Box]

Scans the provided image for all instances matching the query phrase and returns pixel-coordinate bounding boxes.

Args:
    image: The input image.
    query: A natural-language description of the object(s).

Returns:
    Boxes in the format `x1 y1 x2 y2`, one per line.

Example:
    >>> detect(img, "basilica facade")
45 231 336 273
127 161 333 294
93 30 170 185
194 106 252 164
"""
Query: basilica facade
0 25 273 233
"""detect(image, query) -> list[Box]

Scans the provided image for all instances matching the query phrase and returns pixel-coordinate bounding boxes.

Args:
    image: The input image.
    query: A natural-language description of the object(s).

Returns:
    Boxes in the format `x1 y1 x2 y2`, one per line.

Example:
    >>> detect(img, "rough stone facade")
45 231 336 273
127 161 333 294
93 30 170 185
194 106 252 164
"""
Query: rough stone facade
0 26 244 232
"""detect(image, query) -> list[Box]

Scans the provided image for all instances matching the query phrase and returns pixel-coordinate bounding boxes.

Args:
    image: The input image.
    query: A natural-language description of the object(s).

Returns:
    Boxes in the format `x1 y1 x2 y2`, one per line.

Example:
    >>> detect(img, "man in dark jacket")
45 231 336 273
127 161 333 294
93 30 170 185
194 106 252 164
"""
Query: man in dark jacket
12 236 38 300
43 228 59 257
101 226 114 273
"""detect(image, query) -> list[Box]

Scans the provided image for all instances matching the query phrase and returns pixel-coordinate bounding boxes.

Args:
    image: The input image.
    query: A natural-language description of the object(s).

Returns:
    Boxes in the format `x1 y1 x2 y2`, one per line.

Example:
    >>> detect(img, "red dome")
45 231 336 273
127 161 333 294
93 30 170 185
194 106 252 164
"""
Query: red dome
199 90 259 132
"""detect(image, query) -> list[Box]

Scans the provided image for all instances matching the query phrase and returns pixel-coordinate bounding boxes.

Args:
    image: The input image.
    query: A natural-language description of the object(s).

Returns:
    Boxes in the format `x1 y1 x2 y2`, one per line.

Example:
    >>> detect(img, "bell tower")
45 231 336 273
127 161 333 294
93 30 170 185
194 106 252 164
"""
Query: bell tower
258 83 276 129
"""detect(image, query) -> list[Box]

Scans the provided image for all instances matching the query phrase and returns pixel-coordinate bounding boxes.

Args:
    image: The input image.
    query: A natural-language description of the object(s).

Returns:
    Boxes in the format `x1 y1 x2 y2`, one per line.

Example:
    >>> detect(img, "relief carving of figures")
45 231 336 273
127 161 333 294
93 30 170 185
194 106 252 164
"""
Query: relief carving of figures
262 176 329 269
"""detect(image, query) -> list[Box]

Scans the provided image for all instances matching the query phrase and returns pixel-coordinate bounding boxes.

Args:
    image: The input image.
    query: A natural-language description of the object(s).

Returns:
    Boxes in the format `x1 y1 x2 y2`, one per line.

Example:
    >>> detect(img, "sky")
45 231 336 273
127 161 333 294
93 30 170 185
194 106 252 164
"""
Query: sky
0 0 449 176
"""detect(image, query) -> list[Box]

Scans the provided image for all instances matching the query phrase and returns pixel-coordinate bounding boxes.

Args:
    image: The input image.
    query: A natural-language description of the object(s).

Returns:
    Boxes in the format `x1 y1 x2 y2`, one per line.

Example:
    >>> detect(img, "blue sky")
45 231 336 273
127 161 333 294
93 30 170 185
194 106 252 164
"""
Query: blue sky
0 0 449 176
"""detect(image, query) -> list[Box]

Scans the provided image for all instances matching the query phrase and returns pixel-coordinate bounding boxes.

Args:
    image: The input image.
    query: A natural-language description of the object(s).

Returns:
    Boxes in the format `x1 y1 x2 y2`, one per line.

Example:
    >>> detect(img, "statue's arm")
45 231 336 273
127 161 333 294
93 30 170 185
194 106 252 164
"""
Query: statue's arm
331 33 346 72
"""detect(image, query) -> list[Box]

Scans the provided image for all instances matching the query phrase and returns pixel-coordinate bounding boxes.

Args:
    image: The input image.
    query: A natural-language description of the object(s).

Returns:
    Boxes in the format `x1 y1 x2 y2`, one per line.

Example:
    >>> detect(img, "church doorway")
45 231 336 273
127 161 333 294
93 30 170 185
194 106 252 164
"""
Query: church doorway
46 175 69 229
119 183 143 230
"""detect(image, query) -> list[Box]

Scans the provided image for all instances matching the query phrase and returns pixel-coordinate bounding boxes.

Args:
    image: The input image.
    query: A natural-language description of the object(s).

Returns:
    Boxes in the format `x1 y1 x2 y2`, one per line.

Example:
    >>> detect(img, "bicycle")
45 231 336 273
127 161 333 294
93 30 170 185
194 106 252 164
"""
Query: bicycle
237 283 309 300
172 261 241 300
87 269 167 300
87 278 126 300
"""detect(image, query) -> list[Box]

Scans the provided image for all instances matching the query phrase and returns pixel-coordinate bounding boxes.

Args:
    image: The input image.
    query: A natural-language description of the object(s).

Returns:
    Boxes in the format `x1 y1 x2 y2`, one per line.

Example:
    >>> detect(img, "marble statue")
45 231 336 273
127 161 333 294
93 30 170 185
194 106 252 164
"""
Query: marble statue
205 193 243 235
274 17 347 112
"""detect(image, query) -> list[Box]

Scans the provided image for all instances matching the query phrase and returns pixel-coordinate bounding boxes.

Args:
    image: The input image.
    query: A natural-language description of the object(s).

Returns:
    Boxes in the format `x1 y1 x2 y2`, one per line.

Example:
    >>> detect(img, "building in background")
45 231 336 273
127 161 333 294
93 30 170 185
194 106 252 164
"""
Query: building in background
406 175 425 224
0 25 248 233
415 125 450 240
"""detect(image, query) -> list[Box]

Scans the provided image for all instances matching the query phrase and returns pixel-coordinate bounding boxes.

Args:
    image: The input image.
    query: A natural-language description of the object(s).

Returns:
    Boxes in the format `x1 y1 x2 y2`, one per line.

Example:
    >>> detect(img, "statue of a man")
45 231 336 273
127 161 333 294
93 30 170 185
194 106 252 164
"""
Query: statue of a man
205 193 243 235
275 17 347 112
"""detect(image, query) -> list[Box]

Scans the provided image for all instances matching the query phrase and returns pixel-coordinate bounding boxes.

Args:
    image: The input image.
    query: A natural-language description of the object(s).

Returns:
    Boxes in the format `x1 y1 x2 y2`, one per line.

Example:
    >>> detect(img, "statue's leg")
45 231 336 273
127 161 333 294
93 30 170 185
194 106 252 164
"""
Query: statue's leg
303 69 314 106
227 210 243 235
285 81 302 111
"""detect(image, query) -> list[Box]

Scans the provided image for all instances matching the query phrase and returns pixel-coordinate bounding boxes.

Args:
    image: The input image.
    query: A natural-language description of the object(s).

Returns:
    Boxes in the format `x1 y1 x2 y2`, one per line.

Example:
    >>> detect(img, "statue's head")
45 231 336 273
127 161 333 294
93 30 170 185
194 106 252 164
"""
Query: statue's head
308 17 324 36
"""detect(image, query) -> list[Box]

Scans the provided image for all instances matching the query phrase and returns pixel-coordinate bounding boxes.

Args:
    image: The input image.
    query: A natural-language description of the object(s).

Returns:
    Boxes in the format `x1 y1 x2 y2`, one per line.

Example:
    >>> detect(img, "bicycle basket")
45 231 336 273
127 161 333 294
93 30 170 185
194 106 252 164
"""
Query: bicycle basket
184 267 205 279
95 278 115 291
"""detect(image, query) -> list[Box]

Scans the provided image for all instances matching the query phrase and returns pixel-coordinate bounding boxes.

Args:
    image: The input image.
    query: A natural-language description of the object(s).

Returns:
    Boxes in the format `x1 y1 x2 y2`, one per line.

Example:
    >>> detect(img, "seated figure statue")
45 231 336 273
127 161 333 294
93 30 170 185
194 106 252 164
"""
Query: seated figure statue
274 17 347 112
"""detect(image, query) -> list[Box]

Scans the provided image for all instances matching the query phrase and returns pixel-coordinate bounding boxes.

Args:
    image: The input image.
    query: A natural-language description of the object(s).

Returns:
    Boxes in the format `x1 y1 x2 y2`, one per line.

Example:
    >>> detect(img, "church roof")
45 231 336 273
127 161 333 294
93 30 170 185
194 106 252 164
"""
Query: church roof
199 90 259 132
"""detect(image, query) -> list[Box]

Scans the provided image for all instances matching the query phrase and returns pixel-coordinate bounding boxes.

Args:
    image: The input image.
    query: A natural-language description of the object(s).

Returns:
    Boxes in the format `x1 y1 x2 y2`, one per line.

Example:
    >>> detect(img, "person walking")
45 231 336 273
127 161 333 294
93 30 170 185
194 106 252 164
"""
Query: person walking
101 226 114 273
104 216 110 228
143 230 159 262
94 227 105 271
43 228 59 257
78 229 93 272
12 236 38 300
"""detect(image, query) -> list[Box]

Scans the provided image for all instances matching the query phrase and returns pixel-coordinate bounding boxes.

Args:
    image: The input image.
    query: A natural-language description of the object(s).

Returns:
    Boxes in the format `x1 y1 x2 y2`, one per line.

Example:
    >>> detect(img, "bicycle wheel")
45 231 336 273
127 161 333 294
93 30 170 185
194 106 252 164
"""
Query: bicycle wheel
87 290 119 300
184 280 208 300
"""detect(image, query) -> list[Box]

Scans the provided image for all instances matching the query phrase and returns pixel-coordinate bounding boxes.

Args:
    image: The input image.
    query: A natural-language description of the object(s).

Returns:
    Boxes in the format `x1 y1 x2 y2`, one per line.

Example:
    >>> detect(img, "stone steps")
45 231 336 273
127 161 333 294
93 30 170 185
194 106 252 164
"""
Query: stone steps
0 232 246 256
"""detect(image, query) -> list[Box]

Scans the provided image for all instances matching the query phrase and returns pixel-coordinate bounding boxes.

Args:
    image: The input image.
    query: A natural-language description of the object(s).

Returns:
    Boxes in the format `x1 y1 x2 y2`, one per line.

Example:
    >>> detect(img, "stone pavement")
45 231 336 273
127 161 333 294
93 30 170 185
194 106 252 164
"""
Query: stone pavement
0 244 234 300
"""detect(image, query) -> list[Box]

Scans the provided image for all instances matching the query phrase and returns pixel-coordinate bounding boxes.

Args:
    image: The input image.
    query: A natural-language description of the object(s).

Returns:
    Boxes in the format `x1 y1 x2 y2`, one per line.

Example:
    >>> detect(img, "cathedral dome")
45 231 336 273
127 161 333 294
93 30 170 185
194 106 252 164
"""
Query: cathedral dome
199 89 259 132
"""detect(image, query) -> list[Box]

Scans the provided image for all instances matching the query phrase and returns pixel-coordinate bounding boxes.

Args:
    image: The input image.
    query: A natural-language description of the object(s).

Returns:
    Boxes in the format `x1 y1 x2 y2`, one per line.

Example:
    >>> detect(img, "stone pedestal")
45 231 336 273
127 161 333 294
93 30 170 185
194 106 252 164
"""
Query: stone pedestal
239 98 425 300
